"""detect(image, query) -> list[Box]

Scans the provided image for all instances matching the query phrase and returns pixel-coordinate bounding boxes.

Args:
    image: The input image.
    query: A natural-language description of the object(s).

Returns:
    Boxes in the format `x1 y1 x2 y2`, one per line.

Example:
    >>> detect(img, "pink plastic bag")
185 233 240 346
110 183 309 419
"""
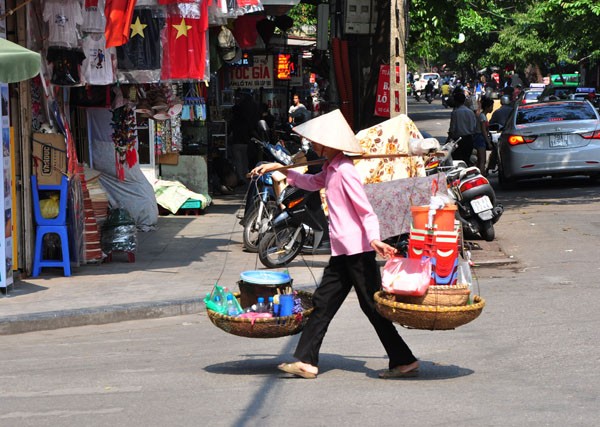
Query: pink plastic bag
381 257 432 296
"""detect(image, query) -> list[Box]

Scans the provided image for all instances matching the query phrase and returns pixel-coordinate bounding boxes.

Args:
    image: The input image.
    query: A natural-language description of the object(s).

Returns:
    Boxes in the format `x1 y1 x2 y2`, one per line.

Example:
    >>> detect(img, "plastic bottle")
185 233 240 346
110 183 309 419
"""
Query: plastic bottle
226 294 239 316
213 295 223 311
267 296 274 314
256 297 267 313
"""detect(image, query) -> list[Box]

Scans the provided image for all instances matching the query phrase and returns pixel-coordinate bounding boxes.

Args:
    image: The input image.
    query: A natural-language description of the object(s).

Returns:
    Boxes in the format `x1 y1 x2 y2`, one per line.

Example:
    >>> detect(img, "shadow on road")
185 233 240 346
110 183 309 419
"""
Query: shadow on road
204 353 473 380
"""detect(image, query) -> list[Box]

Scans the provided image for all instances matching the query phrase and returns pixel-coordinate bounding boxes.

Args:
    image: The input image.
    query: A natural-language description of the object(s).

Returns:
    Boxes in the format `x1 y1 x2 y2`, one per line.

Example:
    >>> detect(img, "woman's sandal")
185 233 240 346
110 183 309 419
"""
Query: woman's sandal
278 362 317 379
378 365 419 379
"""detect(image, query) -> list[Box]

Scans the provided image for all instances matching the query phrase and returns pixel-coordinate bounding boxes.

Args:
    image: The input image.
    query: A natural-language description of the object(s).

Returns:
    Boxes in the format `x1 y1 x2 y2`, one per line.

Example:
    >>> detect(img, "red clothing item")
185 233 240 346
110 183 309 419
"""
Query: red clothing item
161 2 208 80
233 15 261 49
104 0 137 48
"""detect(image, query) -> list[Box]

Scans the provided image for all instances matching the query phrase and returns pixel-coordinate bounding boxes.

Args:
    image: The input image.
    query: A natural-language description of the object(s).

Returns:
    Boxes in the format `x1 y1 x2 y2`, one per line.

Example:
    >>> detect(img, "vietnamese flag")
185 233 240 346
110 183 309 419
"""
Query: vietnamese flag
161 3 208 80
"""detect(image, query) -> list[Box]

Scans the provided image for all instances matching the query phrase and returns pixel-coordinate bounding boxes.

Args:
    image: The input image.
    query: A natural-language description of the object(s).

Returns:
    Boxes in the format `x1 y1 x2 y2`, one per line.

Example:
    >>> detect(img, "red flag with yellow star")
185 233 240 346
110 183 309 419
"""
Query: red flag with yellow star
161 3 208 80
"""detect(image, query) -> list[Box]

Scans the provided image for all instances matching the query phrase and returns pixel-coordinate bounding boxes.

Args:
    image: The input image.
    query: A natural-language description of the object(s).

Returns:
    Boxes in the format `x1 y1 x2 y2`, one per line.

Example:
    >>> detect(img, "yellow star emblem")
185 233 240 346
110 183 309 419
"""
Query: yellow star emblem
130 17 147 38
173 18 192 39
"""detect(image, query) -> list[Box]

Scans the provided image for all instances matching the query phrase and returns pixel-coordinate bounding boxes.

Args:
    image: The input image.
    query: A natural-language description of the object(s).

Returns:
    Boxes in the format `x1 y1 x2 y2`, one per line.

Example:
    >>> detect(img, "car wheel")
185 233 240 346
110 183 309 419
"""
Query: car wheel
498 163 516 190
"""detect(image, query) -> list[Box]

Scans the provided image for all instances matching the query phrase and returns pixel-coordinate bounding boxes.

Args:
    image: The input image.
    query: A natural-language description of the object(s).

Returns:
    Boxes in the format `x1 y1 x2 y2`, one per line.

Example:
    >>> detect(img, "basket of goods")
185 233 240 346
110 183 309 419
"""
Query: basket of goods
377 250 485 330
374 291 485 330
391 284 471 306
204 271 314 338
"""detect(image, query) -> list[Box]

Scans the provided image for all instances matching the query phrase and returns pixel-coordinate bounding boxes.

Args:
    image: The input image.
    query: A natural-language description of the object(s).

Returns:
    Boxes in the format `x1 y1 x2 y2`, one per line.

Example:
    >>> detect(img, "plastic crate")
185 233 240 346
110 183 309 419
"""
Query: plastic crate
180 199 203 209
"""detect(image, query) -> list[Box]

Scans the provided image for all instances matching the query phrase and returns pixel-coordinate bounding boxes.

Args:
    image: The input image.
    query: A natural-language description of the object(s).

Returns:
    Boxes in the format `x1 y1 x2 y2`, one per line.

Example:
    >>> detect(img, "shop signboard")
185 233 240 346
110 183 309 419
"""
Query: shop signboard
374 64 390 117
229 55 273 89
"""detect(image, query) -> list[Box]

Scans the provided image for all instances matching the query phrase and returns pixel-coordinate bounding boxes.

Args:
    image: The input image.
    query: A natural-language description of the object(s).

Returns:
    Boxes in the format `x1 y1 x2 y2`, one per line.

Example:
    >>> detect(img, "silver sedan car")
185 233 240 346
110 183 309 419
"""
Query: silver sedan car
498 100 600 187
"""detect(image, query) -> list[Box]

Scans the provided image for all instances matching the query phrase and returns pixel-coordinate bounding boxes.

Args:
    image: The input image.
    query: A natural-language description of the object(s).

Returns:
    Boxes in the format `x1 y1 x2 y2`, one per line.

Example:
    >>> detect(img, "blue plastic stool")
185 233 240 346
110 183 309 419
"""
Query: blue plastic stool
31 175 71 277
32 225 71 277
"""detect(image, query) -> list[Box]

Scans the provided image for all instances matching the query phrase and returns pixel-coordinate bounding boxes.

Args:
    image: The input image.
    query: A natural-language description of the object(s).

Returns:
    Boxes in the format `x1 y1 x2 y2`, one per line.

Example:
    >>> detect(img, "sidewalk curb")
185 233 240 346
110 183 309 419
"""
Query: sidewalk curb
0 298 205 335
473 258 518 267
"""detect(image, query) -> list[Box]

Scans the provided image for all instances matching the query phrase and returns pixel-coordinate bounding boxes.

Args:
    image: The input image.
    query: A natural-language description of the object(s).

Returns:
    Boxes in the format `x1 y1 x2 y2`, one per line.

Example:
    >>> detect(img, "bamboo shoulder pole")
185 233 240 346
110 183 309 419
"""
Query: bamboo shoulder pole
249 152 444 174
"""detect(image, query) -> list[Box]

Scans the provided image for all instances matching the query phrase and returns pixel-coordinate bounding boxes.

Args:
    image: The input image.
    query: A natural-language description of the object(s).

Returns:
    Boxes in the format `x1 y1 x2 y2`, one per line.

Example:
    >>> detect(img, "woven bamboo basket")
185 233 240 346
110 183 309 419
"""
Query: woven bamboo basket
374 291 485 330
207 291 314 338
386 284 471 306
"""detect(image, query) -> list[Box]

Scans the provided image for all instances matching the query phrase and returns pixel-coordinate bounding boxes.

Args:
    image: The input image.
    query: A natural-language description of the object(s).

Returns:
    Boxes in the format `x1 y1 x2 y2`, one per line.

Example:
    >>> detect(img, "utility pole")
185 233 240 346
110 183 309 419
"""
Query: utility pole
390 0 407 116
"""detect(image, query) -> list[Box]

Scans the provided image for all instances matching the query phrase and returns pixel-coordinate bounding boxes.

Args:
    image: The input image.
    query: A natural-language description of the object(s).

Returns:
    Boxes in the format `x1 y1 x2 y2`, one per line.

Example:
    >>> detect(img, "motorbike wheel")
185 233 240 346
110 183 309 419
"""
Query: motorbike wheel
242 201 278 253
479 220 495 241
258 226 306 268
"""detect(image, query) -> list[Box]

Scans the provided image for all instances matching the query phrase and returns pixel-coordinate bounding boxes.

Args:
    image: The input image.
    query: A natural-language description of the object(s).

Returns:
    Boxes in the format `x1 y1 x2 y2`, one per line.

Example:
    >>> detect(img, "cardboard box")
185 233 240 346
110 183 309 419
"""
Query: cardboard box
32 133 67 185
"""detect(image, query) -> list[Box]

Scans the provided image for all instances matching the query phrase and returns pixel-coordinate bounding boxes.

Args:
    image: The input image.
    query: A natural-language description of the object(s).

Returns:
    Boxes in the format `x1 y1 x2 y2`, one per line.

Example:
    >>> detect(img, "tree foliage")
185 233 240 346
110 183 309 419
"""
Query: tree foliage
406 0 600 78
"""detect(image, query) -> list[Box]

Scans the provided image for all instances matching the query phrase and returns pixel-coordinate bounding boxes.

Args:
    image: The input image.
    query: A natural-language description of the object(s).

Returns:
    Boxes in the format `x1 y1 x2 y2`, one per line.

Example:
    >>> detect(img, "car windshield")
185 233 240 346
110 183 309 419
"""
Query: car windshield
516 102 597 125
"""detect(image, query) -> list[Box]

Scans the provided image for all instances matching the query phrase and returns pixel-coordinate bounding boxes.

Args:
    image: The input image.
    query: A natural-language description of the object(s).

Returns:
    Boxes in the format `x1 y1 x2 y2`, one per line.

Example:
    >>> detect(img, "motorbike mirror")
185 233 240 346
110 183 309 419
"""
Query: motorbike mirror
258 119 269 133
257 119 270 140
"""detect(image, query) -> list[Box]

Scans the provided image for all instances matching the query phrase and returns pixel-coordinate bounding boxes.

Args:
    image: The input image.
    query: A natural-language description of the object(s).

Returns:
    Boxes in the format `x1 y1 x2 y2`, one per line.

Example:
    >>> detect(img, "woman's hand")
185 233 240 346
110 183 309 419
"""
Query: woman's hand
249 162 281 176
370 239 397 259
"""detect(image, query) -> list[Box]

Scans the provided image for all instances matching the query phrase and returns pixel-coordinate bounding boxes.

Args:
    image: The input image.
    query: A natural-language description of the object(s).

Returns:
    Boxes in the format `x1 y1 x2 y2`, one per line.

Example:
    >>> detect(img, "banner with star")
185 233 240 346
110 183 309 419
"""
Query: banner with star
161 2 208 80
116 8 163 72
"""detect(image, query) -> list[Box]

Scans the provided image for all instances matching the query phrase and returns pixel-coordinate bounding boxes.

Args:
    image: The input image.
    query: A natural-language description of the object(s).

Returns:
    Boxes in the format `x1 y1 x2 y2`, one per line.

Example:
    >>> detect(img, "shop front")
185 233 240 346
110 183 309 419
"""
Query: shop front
1 0 310 283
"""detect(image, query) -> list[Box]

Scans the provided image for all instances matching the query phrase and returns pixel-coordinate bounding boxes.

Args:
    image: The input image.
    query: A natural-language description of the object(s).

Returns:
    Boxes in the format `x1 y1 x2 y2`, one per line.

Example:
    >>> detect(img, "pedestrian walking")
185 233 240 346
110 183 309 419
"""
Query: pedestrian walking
250 109 419 380
448 92 478 164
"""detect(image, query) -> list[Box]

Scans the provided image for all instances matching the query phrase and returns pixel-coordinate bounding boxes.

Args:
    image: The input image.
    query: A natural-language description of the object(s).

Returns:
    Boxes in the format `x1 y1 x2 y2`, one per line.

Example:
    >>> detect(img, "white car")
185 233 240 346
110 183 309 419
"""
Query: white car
414 72 440 92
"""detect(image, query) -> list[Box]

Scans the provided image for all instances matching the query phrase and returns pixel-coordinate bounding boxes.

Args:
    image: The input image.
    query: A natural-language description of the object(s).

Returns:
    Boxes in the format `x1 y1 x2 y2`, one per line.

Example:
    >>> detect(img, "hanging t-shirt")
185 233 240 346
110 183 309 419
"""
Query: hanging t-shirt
82 0 106 33
104 0 137 48
161 2 208 80
116 8 163 70
233 14 261 49
43 0 84 48
82 34 115 85
47 47 86 86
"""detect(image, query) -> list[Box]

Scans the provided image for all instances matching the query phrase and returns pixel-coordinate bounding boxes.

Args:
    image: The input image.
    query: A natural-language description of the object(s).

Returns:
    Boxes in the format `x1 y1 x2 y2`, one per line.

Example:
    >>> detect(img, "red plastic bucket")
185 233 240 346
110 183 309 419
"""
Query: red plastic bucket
410 204 457 231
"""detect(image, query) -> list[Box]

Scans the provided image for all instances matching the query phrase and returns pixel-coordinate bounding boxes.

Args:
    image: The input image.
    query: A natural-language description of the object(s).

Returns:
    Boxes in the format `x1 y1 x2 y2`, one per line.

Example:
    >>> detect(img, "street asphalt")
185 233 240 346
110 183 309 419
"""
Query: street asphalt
0 184 515 335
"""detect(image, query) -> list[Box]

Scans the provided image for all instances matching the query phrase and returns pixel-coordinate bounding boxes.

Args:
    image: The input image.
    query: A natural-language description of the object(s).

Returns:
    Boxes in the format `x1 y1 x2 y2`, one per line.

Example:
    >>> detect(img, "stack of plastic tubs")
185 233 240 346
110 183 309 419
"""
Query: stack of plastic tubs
408 205 459 286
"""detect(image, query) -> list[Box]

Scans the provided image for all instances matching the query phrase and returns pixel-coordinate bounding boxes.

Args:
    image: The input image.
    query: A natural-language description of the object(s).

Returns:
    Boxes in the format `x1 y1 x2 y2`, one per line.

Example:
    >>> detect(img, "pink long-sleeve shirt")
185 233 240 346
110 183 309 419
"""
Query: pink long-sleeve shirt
287 153 380 256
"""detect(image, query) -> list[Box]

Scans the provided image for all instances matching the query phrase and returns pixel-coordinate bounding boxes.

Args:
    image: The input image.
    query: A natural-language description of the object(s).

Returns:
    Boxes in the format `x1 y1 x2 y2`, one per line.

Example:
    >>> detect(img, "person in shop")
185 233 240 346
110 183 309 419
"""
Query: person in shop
288 94 311 126
230 92 259 184
250 109 420 380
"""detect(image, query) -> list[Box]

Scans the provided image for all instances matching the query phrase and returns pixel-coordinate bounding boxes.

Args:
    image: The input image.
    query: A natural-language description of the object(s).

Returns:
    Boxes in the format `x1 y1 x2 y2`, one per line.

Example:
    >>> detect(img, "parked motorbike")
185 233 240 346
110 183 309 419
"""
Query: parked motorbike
426 138 503 241
240 121 293 252
258 186 330 268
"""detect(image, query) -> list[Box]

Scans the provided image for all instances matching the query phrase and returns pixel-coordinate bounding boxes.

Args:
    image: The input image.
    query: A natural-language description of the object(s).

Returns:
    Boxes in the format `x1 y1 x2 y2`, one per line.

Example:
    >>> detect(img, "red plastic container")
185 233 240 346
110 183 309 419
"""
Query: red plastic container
410 204 457 231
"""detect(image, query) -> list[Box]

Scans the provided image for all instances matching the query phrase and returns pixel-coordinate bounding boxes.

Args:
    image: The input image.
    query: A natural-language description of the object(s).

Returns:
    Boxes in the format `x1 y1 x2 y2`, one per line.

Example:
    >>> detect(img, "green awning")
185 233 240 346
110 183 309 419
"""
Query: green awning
0 38 41 83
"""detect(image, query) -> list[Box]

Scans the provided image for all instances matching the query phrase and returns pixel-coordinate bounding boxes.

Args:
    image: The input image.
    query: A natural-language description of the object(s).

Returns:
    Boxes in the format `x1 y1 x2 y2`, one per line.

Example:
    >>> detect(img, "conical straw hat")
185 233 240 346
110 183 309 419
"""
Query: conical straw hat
292 109 363 154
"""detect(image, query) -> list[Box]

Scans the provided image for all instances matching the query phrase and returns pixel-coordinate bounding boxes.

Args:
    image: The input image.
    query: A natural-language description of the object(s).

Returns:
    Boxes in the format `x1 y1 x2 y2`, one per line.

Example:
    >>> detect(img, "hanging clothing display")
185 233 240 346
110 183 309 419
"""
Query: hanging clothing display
82 0 107 33
161 2 208 80
82 34 115 85
43 0 84 48
104 0 138 48
116 8 163 71
110 105 138 180
46 47 86 86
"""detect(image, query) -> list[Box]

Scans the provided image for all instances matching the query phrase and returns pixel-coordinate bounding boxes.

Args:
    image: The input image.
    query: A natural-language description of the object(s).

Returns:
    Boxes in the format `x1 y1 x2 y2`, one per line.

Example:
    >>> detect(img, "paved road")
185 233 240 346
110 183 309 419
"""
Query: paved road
2 99 599 426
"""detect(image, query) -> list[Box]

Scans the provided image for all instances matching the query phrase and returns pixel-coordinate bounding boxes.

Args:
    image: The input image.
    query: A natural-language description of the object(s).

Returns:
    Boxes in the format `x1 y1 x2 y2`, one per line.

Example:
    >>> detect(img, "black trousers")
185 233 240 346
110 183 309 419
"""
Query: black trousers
453 134 474 164
294 252 417 369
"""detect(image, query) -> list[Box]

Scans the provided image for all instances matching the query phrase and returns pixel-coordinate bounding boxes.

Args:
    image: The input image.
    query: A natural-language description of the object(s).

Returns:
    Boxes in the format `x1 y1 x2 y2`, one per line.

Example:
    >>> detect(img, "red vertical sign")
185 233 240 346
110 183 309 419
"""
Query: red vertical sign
374 65 390 117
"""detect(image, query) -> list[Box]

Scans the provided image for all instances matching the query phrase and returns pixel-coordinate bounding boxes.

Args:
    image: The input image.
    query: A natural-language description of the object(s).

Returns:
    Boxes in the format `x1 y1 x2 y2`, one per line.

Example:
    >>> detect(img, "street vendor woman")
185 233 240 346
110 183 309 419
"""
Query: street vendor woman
250 109 419 379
